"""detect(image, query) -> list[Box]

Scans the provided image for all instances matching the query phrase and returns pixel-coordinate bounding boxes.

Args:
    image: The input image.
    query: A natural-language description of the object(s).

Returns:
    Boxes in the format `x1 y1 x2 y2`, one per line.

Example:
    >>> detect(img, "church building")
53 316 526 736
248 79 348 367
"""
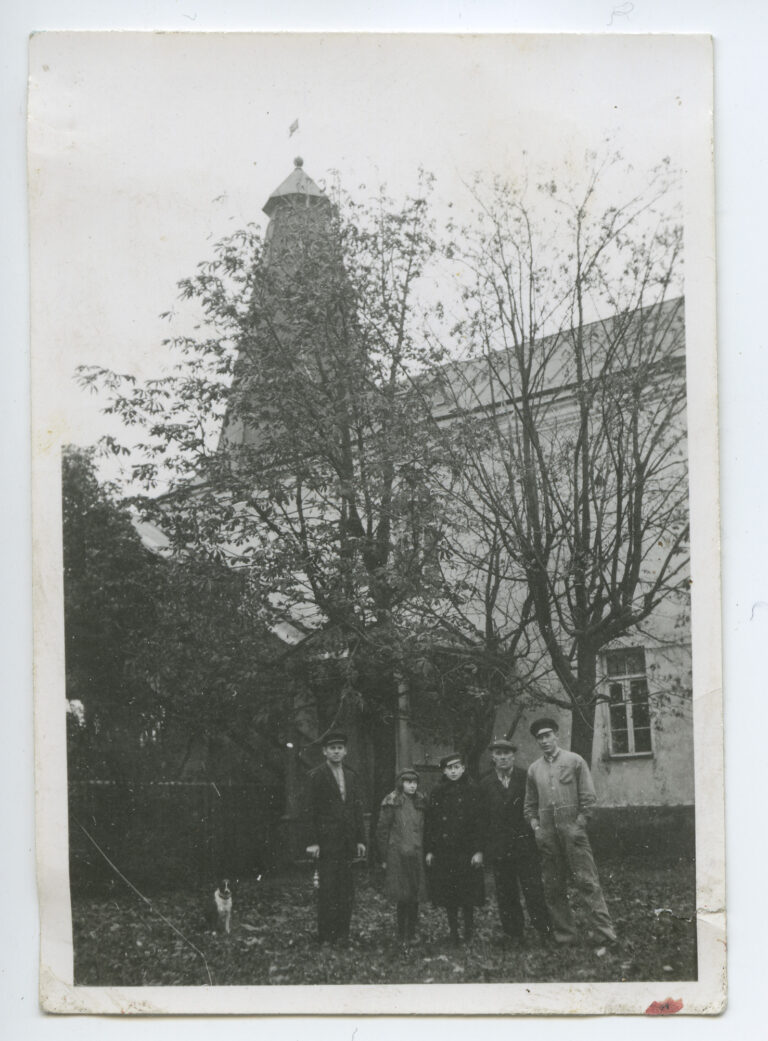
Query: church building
191 159 695 841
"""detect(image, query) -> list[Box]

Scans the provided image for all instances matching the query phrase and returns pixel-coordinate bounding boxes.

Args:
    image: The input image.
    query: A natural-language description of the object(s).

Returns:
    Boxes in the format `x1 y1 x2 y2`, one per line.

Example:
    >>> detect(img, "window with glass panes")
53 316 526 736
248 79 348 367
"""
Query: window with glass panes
604 648 653 755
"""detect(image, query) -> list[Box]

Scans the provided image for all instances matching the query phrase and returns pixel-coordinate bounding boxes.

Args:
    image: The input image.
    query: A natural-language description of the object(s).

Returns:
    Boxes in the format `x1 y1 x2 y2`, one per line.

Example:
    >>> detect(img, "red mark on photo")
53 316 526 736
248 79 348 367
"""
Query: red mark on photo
645 997 684 1016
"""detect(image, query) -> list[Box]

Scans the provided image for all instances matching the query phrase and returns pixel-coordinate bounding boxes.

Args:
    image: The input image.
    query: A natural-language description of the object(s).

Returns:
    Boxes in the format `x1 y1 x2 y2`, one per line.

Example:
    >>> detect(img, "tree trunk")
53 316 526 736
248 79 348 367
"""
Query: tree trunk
366 708 397 864
568 648 598 763
460 692 496 780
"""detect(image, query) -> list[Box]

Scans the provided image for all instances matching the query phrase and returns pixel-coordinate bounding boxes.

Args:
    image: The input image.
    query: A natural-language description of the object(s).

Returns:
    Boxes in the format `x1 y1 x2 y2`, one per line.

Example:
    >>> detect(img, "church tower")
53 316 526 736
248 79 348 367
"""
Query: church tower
261 156 331 258
220 158 343 451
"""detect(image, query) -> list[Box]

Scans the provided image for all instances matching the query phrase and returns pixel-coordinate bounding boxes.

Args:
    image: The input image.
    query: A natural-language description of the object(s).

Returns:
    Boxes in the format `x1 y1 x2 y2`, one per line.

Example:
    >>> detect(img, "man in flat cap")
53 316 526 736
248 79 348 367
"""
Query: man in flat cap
524 718 617 948
480 738 551 946
304 730 366 944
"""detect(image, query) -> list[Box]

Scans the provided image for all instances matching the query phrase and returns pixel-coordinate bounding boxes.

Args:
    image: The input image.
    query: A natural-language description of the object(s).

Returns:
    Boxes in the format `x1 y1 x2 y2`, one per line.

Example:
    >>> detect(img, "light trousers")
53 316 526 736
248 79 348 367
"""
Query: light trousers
535 820 616 945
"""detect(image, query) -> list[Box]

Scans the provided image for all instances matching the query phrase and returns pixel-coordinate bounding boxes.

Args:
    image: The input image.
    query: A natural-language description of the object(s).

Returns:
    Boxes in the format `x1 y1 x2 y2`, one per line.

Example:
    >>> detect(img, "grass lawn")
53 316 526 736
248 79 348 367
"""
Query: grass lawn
72 854 696 987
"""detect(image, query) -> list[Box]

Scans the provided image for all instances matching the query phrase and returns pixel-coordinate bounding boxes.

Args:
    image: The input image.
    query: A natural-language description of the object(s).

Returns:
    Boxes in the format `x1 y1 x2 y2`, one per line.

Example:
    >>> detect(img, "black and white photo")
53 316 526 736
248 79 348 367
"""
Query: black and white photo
29 31 723 1015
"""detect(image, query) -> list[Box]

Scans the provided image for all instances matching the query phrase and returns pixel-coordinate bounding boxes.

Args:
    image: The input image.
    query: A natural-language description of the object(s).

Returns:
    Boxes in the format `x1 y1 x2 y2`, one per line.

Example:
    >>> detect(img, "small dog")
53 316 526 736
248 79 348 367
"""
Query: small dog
207 878 233 935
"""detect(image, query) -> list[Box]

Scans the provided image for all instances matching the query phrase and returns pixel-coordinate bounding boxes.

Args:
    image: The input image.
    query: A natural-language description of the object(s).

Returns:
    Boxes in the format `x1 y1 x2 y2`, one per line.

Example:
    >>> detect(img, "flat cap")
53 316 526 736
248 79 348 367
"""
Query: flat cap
529 717 559 738
396 768 420 783
488 738 517 752
321 729 349 746
439 752 464 770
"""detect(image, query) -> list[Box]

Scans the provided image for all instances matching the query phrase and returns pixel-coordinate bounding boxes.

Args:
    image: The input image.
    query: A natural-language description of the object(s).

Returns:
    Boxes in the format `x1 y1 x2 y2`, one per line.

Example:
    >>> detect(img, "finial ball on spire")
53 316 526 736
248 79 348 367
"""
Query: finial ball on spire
294 156 304 168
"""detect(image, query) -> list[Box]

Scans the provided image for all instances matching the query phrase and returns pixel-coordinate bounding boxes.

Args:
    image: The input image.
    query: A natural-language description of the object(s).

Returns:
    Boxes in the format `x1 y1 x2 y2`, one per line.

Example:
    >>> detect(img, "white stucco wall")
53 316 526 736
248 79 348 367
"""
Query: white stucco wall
590 641 693 807
464 637 694 808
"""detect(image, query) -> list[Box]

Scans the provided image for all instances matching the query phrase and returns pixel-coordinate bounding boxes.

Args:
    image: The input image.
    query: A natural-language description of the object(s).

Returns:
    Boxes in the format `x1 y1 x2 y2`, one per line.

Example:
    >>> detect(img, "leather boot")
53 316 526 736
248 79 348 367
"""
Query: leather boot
406 902 418 941
462 906 475 943
396 903 407 941
447 906 460 946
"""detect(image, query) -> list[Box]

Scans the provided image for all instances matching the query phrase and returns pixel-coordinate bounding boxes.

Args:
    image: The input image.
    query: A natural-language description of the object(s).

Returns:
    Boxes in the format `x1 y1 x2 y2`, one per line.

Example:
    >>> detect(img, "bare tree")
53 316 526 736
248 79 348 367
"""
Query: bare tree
402 478 550 772
431 156 689 758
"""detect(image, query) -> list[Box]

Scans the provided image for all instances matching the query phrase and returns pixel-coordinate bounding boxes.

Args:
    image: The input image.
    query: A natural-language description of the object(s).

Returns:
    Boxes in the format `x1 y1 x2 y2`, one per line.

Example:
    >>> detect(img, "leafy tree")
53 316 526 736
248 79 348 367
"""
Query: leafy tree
63 444 292 789
126 553 294 785
62 445 162 777
78 174 450 814
430 156 689 758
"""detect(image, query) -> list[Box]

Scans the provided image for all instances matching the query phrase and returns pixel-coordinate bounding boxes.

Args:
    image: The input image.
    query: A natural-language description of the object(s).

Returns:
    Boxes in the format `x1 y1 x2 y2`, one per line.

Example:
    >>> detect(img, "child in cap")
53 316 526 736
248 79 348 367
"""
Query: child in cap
376 768 428 943
424 753 485 945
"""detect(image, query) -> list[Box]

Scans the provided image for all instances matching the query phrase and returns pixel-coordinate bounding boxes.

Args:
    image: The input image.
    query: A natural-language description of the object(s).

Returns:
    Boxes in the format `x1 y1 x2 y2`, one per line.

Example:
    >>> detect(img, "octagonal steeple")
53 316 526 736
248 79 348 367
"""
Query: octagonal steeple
262 157 328 217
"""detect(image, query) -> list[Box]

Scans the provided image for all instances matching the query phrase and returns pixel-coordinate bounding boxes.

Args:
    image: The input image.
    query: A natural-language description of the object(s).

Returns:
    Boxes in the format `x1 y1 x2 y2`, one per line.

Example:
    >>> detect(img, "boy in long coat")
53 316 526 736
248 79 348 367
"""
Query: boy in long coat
376 768 429 942
424 753 485 944
304 731 366 944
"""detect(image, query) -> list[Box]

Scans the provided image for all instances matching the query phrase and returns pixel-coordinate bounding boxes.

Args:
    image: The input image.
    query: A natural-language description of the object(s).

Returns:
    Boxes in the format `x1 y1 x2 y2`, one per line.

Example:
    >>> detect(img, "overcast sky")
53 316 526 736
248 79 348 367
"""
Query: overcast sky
28 32 710 459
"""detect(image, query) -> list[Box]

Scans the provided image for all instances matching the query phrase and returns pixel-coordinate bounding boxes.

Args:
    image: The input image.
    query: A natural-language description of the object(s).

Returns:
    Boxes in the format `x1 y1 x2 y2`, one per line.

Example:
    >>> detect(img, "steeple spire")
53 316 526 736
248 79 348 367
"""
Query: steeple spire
262 157 327 217
220 160 338 451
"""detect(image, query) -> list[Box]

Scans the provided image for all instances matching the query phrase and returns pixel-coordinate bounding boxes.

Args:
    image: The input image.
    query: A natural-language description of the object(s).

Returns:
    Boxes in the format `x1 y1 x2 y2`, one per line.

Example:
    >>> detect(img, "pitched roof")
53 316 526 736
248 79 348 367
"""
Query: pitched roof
427 296 685 424
262 157 327 217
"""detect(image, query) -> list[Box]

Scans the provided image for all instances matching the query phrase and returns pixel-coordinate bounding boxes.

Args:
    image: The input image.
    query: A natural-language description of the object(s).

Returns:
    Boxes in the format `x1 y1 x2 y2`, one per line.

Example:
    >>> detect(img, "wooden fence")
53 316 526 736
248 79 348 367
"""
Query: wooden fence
68 780 283 892
68 781 694 894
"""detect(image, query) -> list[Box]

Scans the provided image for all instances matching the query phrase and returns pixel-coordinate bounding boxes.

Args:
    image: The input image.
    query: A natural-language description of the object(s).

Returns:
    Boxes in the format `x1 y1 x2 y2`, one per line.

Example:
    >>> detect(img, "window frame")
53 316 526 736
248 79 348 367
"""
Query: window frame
603 648 654 759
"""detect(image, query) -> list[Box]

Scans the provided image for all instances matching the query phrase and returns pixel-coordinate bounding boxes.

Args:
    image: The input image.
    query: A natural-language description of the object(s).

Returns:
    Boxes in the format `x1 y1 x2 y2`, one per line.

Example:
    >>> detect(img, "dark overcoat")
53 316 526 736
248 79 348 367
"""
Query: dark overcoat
479 765 551 936
424 774 485 908
480 766 538 861
376 790 428 903
304 762 366 861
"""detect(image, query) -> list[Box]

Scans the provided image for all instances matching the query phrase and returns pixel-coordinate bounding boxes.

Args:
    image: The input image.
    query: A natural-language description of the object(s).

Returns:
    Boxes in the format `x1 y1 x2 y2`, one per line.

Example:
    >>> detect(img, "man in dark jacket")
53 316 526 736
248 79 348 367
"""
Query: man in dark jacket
480 738 551 945
305 730 366 943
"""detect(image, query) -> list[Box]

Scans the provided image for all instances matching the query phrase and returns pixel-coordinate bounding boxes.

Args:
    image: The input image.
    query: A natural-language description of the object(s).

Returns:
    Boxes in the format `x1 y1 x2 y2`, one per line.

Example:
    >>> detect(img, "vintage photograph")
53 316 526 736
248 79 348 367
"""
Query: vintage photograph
29 32 723 1014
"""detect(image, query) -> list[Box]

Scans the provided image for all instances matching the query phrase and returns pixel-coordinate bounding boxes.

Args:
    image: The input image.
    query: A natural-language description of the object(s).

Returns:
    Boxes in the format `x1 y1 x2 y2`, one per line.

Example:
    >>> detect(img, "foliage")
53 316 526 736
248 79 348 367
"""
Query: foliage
63 445 163 777
126 556 294 782
77 176 455 807
63 445 292 783
71 853 696 987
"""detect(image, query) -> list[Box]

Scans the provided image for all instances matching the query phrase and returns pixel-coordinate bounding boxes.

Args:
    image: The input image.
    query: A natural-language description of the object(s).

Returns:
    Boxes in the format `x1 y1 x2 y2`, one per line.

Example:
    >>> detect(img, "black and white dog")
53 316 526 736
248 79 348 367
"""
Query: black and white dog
207 878 233 935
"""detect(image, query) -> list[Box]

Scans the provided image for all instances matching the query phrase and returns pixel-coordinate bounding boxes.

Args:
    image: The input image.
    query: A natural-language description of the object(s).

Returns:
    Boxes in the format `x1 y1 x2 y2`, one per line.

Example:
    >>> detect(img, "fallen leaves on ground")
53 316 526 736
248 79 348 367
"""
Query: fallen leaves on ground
71 854 696 987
